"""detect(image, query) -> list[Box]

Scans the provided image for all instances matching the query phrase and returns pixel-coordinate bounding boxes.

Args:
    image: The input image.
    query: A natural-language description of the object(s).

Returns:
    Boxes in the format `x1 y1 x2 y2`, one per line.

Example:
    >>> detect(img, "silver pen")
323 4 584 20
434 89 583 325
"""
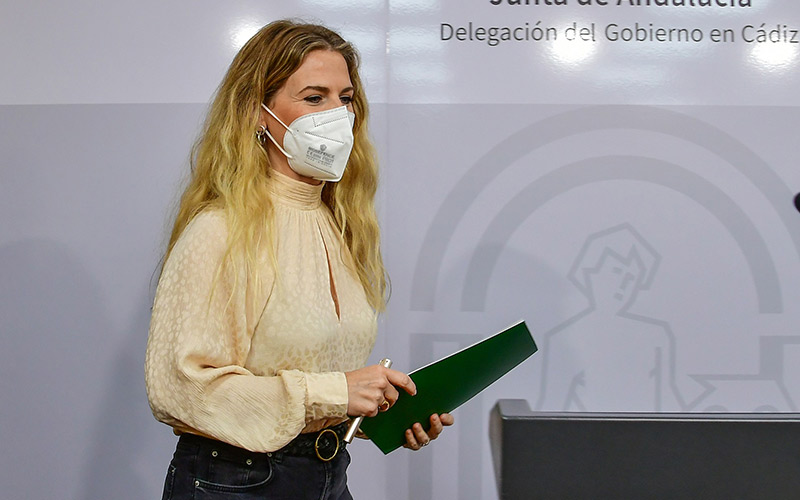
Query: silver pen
343 357 392 443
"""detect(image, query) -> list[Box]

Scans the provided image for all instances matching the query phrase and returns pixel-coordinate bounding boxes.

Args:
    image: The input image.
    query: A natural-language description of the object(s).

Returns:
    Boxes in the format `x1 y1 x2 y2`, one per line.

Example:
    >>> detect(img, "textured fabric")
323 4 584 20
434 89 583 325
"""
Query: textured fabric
146 169 377 453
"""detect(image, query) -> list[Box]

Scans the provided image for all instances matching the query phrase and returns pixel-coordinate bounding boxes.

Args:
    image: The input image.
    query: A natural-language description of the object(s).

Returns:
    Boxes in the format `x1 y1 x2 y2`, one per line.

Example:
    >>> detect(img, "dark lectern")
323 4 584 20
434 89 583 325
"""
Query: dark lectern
489 399 800 500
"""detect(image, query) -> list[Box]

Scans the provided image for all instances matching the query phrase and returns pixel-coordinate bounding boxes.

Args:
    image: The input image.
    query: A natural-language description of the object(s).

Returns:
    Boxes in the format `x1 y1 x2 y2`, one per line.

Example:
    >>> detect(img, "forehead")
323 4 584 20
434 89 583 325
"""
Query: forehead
284 50 352 90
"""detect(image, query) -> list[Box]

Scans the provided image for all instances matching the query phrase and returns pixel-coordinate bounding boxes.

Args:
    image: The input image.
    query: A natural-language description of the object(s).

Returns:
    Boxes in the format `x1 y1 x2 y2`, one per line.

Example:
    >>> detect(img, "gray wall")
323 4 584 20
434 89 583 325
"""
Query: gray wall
2 2 799 499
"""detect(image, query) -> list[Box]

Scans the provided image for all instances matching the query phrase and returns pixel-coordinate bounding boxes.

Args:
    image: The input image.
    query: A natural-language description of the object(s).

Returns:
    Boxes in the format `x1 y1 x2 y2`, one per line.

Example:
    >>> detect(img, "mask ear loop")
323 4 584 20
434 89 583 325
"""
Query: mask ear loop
260 103 294 159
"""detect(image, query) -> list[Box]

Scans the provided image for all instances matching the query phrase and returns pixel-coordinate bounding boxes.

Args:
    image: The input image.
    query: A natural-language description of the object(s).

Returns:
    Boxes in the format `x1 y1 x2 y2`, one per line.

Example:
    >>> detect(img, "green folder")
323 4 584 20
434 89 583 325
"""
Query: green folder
358 320 537 454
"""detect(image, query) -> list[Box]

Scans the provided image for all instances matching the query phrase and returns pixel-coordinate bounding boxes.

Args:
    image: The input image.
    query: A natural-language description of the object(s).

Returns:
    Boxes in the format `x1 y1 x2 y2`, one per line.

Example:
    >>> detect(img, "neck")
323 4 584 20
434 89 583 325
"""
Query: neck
266 147 323 186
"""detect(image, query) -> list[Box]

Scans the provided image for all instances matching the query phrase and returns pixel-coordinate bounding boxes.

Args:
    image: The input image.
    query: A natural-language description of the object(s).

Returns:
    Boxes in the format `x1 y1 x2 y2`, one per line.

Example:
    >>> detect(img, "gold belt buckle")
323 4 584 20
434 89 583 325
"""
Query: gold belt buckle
314 428 339 462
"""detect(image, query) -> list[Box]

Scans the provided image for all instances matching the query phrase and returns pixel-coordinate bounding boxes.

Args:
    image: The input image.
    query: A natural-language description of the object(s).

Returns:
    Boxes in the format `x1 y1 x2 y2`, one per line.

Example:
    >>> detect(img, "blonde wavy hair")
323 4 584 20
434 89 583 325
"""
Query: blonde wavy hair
165 19 387 310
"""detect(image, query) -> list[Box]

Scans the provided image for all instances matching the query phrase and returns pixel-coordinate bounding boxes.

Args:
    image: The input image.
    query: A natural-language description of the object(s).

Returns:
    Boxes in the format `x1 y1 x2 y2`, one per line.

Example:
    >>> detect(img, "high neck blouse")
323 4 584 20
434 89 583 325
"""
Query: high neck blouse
145 170 378 453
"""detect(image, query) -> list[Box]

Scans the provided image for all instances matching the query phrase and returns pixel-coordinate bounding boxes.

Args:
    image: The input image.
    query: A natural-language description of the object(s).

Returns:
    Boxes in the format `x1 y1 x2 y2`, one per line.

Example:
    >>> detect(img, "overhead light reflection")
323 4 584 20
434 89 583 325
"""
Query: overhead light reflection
391 0 441 14
299 0 384 11
229 19 262 51
547 36 598 67
747 43 799 73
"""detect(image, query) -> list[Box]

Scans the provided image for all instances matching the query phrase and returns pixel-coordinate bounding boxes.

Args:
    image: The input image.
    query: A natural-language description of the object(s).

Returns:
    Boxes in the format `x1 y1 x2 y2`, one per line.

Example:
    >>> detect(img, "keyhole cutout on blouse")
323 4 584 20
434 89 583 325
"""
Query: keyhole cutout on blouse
320 231 341 322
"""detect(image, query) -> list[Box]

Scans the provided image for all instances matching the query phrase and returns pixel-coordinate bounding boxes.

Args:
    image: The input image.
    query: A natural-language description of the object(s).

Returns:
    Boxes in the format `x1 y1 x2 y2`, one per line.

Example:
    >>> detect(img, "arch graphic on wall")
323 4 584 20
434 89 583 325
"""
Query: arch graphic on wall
460 155 781 313
410 105 799 313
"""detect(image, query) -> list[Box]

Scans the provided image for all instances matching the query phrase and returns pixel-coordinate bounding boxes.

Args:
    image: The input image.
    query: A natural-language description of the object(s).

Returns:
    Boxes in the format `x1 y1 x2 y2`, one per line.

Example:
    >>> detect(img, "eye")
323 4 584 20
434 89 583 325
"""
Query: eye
340 95 354 105
304 95 323 104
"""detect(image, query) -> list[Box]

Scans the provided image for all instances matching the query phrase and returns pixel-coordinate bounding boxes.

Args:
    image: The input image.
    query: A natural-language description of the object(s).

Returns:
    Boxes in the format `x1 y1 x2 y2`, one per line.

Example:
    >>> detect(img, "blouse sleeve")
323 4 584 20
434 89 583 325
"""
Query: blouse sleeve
144 211 349 452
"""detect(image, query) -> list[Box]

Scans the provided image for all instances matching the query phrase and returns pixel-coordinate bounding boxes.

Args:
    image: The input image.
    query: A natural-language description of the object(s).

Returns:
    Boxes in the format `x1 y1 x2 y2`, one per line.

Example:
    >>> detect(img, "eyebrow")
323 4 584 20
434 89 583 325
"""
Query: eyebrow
297 85 355 94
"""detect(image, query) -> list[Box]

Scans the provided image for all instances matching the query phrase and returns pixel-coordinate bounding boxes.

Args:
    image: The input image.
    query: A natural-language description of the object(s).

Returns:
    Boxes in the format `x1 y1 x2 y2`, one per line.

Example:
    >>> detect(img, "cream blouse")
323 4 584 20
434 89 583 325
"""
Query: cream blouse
145 170 377 453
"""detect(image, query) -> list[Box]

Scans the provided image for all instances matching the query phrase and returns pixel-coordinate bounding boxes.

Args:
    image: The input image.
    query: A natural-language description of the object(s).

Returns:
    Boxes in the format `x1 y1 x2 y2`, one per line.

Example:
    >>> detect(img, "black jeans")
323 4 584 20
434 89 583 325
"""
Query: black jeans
161 433 353 500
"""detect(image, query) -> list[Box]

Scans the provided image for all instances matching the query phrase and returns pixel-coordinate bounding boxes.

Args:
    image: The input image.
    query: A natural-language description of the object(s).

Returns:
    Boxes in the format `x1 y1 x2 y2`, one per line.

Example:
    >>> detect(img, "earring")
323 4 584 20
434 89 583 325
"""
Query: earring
255 125 268 145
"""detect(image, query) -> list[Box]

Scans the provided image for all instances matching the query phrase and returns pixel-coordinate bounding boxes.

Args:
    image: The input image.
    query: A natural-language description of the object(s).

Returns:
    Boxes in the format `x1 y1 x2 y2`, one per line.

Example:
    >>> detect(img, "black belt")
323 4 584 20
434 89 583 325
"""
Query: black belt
280 421 349 461
178 421 349 463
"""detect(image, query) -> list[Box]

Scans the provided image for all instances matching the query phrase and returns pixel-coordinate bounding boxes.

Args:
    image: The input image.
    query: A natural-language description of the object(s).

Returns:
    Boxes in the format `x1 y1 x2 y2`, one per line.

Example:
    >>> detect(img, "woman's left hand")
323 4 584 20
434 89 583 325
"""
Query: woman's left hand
402 413 454 451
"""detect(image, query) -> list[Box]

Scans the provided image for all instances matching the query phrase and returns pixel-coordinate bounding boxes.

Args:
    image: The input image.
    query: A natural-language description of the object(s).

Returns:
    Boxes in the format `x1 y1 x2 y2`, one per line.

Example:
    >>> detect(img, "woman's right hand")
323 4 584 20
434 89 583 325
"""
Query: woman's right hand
344 365 417 417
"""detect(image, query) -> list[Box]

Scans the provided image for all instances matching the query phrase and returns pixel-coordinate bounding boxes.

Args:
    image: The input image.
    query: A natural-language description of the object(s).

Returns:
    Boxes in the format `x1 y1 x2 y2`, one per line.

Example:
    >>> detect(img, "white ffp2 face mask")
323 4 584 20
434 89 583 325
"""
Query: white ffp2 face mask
261 103 355 182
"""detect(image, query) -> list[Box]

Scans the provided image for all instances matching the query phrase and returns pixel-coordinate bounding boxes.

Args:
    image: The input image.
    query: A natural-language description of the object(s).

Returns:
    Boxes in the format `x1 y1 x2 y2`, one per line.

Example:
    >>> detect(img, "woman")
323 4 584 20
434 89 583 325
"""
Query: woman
145 19 453 500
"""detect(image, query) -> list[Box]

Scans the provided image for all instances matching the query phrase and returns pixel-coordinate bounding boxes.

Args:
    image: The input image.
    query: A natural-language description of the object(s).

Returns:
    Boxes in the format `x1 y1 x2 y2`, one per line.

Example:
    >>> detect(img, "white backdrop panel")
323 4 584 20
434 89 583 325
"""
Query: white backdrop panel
389 0 800 105
381 102 800 499
0 1 390 104
1 1 798 500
